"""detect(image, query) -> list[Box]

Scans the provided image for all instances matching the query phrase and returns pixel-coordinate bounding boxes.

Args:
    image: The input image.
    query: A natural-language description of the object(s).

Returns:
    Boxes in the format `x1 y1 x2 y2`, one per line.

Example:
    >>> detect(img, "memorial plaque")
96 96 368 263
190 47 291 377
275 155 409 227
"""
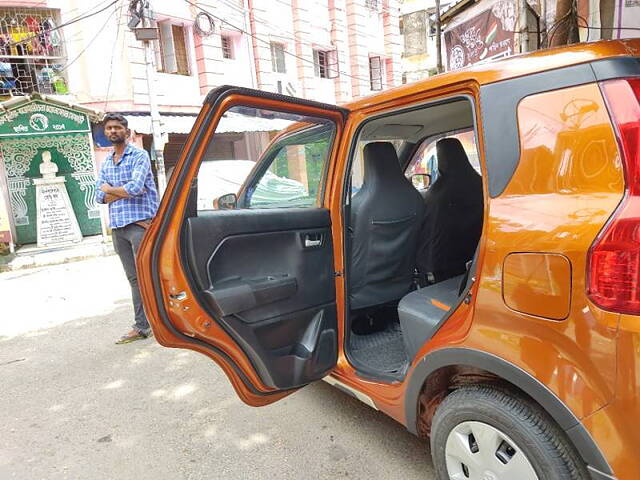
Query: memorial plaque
33 150 83 247
36 182 82 245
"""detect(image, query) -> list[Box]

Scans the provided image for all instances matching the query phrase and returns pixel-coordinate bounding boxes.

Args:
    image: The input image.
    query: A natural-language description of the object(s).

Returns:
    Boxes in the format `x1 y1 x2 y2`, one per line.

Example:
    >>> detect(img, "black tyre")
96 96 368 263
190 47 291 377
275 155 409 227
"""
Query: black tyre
430 385 588 480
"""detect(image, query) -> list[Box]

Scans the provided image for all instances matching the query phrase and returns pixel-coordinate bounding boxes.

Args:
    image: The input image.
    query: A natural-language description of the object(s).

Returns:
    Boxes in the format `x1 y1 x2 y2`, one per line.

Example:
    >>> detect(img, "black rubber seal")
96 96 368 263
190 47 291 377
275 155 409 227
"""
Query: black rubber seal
204 85 349 117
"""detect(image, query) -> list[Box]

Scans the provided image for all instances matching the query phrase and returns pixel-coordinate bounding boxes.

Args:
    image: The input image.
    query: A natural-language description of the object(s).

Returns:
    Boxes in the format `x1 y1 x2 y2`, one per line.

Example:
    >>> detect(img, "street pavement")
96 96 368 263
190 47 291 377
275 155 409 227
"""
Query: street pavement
0 256 435 479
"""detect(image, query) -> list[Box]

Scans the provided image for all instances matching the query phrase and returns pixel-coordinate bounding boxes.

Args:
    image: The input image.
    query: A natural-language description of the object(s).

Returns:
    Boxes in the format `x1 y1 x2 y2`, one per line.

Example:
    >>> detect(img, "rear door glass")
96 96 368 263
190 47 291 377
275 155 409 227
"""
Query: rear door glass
405 129 481 186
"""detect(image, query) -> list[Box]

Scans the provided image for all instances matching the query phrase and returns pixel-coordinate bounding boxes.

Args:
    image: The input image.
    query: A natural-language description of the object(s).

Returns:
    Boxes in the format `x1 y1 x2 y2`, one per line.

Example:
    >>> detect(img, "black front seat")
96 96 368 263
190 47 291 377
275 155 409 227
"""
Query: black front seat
416 138 483 282
349 142 424 310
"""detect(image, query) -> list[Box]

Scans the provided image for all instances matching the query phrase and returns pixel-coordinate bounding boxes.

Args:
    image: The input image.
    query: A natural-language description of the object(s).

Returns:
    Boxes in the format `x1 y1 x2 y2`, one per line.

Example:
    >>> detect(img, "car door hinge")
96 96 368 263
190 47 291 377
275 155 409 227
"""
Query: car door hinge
334 271 343 277
463 277 476 304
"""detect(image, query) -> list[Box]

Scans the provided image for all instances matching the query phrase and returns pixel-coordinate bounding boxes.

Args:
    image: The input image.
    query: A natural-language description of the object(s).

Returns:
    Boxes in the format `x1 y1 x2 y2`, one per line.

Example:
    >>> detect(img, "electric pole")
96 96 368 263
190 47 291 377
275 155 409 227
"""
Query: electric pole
519 0 529 53
435 0 443 73
139 0 167 195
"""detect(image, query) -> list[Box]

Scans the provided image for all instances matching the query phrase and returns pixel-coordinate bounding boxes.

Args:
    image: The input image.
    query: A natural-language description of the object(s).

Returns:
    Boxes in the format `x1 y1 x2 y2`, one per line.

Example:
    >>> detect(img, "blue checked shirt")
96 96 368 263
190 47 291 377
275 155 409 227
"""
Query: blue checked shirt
95 144 159 228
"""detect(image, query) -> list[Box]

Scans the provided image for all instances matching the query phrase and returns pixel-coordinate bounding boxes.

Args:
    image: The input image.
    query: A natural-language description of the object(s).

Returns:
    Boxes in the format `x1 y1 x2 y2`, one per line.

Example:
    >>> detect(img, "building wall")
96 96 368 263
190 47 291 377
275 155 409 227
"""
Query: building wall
2 0 403 112
400 0 454 83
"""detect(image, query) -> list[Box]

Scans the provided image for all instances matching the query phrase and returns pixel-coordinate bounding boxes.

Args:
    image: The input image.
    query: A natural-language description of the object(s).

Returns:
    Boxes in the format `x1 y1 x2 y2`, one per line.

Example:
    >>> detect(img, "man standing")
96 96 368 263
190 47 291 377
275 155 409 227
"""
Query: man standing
95 113 159 344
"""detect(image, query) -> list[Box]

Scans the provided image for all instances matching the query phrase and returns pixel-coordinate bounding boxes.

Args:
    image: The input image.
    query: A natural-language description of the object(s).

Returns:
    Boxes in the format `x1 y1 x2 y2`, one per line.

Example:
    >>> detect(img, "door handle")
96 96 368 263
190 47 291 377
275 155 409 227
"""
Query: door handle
303 233 323 248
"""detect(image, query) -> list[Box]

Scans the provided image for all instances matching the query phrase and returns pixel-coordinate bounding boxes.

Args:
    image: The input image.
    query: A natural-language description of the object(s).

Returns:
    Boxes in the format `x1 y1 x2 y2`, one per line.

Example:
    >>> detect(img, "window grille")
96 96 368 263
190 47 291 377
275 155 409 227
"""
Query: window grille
369 56 383 91
0 7 67 97
221 35 233 59
270 42 286 73
365 0 380 10
313 49 339 79
156 22 190 75
313 50 327 78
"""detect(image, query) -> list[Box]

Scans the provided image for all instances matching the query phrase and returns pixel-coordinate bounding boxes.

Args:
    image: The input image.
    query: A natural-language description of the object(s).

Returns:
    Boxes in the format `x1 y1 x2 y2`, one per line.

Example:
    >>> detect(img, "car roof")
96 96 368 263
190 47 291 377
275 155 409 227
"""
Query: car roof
343 39 640 111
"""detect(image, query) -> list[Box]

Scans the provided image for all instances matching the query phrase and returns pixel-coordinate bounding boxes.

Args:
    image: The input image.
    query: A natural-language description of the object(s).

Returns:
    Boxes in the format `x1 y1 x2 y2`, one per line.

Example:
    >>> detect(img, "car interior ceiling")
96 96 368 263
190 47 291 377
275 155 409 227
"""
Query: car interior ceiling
346 98 484 381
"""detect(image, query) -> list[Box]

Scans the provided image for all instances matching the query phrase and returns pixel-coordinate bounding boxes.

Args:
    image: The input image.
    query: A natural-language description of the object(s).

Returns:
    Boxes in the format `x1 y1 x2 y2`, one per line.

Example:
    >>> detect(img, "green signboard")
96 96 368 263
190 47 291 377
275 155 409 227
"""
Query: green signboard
0 100 90 137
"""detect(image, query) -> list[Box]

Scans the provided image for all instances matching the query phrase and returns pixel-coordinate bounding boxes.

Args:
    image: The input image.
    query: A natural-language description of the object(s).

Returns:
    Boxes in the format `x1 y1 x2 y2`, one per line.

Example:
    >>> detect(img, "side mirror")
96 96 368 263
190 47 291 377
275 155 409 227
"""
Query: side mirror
215 193 237 210
411 173 431 190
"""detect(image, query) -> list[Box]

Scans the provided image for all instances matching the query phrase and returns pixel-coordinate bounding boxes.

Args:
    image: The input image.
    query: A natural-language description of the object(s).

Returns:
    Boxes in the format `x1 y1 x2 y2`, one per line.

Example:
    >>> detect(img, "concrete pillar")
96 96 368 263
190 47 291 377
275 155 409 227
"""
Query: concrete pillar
383 0 402 88
346 0 371 98
329 0 352 103
291 0 316 99
248 1 265 90
193 31 225 95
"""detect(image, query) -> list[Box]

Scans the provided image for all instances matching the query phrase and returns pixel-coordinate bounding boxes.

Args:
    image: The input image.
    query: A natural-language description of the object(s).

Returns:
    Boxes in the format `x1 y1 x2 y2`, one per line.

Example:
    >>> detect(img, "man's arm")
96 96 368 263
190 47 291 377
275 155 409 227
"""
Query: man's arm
103 193 122 204
95 164 108 204
121 151 151 197
100 184 131 198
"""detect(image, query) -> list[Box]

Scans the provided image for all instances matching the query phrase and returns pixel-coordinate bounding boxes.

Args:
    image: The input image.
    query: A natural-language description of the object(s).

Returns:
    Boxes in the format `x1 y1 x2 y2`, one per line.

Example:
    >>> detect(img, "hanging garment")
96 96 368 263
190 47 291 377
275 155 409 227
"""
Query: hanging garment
9 25 33 56
0 35 9 56
43 18 61 48
0 61 16 90
25 16 46 55
25 16 39 33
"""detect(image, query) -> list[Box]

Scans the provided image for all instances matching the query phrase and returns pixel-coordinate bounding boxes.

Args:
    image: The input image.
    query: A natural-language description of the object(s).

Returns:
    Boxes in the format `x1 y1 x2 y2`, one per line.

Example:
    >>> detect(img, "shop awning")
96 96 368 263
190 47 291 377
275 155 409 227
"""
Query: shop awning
124 112 292 135
124 114 195 135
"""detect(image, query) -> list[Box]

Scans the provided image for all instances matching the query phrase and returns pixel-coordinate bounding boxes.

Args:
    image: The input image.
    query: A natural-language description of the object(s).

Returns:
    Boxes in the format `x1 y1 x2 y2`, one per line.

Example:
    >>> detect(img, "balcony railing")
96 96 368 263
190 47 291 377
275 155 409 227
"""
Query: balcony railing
0 7 68 97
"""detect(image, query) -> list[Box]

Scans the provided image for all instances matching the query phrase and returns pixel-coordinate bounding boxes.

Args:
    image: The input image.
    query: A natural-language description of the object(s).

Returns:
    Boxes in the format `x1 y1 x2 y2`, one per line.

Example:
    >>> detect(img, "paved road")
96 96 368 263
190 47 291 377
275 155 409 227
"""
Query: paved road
0 256 435 479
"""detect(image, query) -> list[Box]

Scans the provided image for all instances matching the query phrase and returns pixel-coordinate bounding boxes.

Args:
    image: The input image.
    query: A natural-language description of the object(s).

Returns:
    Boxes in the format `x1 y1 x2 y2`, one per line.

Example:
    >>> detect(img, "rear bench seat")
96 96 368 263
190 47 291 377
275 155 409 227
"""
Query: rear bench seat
398 274 465 360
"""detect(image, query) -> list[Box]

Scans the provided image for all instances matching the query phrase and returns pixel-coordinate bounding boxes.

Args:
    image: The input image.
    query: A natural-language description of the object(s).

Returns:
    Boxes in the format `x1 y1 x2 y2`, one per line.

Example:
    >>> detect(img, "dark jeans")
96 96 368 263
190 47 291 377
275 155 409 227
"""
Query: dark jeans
112 223 150 334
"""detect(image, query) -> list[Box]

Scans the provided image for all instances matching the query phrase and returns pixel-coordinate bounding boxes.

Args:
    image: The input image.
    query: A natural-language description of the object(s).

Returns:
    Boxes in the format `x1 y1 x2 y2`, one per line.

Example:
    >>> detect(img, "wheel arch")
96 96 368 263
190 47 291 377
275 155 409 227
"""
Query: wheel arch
403 347 613 477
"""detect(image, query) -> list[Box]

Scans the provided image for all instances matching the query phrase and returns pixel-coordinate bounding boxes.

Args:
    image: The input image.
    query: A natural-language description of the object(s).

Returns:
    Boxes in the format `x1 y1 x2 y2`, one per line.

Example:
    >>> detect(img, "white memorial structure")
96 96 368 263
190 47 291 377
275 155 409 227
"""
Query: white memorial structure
33 150 82 247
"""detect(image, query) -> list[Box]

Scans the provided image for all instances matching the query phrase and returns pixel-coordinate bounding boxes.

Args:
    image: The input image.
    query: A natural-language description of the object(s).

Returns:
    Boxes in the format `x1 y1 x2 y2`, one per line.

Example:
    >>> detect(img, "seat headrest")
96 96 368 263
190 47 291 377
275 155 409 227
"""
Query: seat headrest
363 142 402 185
436 138 475 177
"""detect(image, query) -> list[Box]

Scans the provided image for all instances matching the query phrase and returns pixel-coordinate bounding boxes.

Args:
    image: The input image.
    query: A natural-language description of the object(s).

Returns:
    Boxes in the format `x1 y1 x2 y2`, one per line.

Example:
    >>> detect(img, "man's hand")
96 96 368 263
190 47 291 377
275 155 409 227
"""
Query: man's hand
104 193 120 204
100 183 130 199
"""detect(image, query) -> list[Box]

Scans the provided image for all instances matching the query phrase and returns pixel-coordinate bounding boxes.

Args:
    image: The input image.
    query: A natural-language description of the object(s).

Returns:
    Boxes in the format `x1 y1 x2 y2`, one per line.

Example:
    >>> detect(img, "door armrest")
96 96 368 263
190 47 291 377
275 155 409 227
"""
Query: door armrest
204 274 298 316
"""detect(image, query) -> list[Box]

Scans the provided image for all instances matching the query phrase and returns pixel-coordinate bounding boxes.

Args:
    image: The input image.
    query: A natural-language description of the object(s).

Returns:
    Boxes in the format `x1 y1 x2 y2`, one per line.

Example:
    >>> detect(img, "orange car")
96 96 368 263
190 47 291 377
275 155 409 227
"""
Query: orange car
138 39 640 480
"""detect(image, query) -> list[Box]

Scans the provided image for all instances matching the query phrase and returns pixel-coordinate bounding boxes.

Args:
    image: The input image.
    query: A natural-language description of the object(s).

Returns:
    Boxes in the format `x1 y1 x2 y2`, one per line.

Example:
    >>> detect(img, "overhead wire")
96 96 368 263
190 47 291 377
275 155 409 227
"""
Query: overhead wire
54 2 119 75
104 0 125 111
64 0 119 17
185 0 372 83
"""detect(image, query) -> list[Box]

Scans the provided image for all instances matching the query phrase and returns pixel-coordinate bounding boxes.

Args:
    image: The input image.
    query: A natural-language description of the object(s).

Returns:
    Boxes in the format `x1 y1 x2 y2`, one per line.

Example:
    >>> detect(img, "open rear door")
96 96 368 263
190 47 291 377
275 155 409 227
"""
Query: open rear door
137 87 348 406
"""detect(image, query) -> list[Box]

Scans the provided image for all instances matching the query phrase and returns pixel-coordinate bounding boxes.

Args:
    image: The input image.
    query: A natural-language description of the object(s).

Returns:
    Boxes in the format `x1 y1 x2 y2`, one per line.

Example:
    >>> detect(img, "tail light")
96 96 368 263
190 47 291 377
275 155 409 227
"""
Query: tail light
587 77 640 314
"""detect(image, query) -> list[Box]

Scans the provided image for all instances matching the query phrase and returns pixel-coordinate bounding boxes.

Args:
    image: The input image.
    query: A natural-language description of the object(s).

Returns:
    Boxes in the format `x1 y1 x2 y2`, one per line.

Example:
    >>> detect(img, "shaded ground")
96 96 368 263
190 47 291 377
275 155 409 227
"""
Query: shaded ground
0 256 434 479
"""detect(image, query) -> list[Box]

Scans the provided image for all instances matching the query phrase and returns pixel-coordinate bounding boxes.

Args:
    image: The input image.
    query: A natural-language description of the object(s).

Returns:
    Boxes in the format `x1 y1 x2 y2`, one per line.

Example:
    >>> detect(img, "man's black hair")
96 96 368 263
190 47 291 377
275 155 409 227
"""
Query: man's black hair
103 112 128 128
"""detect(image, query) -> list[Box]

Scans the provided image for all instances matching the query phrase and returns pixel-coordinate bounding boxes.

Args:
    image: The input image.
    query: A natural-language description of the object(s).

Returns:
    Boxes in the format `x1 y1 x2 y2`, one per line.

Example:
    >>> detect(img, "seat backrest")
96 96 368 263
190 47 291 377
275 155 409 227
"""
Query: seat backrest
416 138 483 280
349 142 425 310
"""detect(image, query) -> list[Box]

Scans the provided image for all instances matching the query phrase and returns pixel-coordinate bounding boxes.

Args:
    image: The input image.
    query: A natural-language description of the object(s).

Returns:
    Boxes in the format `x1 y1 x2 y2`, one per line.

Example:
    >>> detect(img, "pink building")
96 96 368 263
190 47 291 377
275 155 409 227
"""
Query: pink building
0 0 402 171
0 0 401 246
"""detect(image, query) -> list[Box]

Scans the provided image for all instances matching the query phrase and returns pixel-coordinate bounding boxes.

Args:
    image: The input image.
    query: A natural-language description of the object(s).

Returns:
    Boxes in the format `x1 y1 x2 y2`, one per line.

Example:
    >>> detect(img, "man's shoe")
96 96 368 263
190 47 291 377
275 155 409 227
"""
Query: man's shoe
115 329 148 344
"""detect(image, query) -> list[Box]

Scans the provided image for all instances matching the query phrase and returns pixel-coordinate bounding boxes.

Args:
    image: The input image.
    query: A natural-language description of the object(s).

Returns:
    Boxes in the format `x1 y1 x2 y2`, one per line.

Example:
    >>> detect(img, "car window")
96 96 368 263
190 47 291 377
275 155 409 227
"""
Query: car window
405 129 481 188
196 106 335 211
247 126 334 209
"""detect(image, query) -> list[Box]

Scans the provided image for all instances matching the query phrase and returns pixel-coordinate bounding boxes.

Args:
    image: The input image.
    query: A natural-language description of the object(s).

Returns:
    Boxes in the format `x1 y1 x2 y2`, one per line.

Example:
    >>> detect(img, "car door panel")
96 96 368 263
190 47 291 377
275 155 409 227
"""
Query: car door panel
182 208 337 389
137 86 348 405
184 208 332 292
